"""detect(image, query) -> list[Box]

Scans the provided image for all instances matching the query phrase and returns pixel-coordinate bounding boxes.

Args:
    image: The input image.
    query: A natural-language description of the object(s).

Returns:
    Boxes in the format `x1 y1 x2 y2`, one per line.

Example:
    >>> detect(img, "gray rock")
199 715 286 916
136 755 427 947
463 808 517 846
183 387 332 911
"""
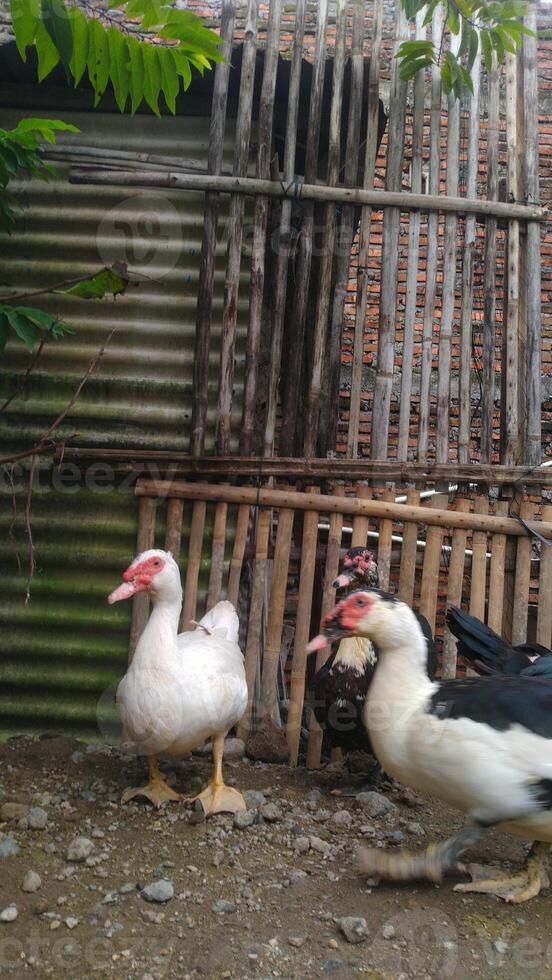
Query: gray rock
22 871 41 893
234 810 256 830
355 791 398 818
66 837 95 862
260 803 282 823
28 807 48 830
337 916 369 944
382 924 395 940
119 882 136 894
141 879 174 903
330 809 352 830
211 899 236 914
0 837 20 858
0 906 18 922
323 958 344 974
494 938 508 954
293 837 310 855
309 836 331 855
304 788 322 804
405 821 425 836
288 869 308 885
243 790 266 809
385 830 405 844
222 738 245 760
288 936 306 947
313 808 331 823
1 803 27 821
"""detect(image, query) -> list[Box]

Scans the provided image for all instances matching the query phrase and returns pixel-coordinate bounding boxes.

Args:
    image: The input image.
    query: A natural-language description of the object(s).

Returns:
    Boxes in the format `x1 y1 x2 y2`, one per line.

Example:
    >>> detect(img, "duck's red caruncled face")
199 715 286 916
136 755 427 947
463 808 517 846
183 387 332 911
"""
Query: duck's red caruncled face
108 555 167 604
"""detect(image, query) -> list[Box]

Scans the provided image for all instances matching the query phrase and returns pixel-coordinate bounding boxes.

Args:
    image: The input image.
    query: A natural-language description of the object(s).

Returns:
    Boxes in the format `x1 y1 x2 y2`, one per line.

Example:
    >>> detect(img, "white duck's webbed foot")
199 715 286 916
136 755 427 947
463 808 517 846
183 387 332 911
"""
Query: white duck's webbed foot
185 734 246 816
454 842 550 903
121 755 182 807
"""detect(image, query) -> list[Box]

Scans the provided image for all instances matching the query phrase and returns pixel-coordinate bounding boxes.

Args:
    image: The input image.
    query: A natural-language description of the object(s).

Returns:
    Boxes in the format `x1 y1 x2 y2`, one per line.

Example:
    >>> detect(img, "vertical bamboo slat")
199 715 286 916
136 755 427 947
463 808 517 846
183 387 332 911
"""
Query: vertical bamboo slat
419 494 446 632
207 499 228 607
279 0 329 456
469 496 488 622
215 0 258 455
190 0 235 456
351 484 372 547
227 503 251 607
398 12 424 461
288 491 320 765
164 498 184 558
537 504 552 648
129 496 157 661
481 53 499 463
523 5 542 467
441 498 470 678
376 488 395 591
503 51 520 466
306 486 344 769
371 5 409 460
458 56 481 465
398 489 420 605
487 499 509 634
258 503 294 720
320 0 365 455
264 0 306 456
303 0 347 458
511 499 535 645
237 507 271 740
241 0 283 455
436 34 461 464
181 500 207 630
418 7 443 459
347 0 383 457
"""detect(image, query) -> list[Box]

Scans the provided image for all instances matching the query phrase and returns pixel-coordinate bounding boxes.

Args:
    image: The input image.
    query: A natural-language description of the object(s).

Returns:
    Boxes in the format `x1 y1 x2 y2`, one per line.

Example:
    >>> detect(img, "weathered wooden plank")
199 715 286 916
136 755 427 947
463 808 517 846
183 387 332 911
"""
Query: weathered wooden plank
237 507 271 740
264 0 306 456
190 0 236 457
164 498 184 558
469 495 488 622
523 6 542 467
376 487 395 591
537 504 552 648
181 500 206 630
481 53 499 463
346 0 383 457
503 51 520 466
207 498 228 607
511 498 535 644
487 499 509 634
418 6 444 460
241 0 283 455
419 494 446 631
227 503 251 607
398 11 424 461
259 503 295 720
398 489 421 605
215 0 258 455
288 490 320 765
371 5 409 460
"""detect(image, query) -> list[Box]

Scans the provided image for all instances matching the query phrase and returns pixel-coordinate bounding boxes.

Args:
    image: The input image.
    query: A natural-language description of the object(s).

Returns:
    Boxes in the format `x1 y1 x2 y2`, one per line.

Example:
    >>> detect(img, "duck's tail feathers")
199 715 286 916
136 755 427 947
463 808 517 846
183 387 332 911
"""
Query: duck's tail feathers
198 600 240 643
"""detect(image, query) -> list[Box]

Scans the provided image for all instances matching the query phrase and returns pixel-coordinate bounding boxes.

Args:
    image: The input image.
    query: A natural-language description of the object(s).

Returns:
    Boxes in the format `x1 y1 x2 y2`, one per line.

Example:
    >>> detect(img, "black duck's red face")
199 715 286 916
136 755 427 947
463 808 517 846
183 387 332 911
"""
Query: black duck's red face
333 547 378 590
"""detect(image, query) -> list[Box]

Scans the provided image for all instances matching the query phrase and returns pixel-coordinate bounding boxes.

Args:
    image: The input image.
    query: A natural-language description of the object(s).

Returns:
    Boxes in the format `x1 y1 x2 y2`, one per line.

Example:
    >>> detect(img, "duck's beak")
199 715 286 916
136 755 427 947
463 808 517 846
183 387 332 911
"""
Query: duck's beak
332 571 357 589
306 633 329 654
107 580 139 604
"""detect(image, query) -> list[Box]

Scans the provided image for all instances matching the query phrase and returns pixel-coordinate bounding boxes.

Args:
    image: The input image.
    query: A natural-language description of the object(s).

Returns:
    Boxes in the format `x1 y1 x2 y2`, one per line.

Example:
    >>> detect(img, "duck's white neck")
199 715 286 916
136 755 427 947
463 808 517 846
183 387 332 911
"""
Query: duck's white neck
132 592 182 668
362 605 431 694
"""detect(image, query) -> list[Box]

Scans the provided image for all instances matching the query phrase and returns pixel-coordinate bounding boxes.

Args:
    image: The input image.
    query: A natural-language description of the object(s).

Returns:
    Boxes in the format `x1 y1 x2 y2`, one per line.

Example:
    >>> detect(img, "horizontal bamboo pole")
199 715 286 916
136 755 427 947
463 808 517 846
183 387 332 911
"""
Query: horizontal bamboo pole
69 168 545 222
135 479 552 540
57 449 552 487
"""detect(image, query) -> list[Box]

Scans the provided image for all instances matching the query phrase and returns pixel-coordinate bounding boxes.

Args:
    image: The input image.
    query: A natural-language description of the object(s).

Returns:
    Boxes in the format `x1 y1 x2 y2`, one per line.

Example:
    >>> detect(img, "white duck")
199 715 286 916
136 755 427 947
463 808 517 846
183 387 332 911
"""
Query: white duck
308 588 552 903
108 549 248 814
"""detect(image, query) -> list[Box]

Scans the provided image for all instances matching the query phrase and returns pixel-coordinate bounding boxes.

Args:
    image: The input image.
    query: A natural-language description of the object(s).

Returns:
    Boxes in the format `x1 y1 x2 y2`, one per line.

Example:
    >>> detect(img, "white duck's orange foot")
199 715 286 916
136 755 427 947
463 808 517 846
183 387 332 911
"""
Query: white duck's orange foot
121 778 182 808
454 843 550 903
187 780 246 816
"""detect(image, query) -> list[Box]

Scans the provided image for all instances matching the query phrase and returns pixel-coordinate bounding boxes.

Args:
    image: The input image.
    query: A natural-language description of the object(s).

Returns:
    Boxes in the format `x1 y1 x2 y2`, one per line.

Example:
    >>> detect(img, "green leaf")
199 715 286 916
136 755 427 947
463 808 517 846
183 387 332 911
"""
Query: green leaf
142 44 162 116
10 0 39 60
69 9 89 86
107 28 131 111
172 49 192 90
124 0 164 30
447 2 460 34
399 56 433 81
35 20 60 80
126 36 144 114
467 28 479 71
60 264 129 299
4 308 39 351
158 46 179 113
0 313 10 353
41 0 73 75
88 18 110 105
481 31 492 72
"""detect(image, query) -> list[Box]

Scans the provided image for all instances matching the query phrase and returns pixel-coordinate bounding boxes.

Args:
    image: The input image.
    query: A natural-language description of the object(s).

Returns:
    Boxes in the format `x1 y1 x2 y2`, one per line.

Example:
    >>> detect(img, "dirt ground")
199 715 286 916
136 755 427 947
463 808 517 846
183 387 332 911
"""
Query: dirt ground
0 735 550 980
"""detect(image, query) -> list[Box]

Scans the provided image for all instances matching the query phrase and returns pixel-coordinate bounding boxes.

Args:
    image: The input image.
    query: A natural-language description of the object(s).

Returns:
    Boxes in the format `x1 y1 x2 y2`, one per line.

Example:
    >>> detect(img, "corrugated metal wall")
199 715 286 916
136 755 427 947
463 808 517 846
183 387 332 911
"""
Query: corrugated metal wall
0 88 248 738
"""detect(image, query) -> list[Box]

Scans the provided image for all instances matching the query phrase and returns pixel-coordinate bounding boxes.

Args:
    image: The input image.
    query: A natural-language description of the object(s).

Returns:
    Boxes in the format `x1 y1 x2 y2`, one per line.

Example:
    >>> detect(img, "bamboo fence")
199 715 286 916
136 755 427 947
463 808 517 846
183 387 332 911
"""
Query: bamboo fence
130 478 552 768
69 0 544 468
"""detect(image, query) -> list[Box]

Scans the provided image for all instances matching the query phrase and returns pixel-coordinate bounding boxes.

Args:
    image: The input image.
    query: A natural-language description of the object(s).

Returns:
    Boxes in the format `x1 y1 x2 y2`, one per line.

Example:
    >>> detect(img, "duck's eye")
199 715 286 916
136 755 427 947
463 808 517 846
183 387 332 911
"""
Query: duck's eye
355 597 366 606
153 559 160 567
